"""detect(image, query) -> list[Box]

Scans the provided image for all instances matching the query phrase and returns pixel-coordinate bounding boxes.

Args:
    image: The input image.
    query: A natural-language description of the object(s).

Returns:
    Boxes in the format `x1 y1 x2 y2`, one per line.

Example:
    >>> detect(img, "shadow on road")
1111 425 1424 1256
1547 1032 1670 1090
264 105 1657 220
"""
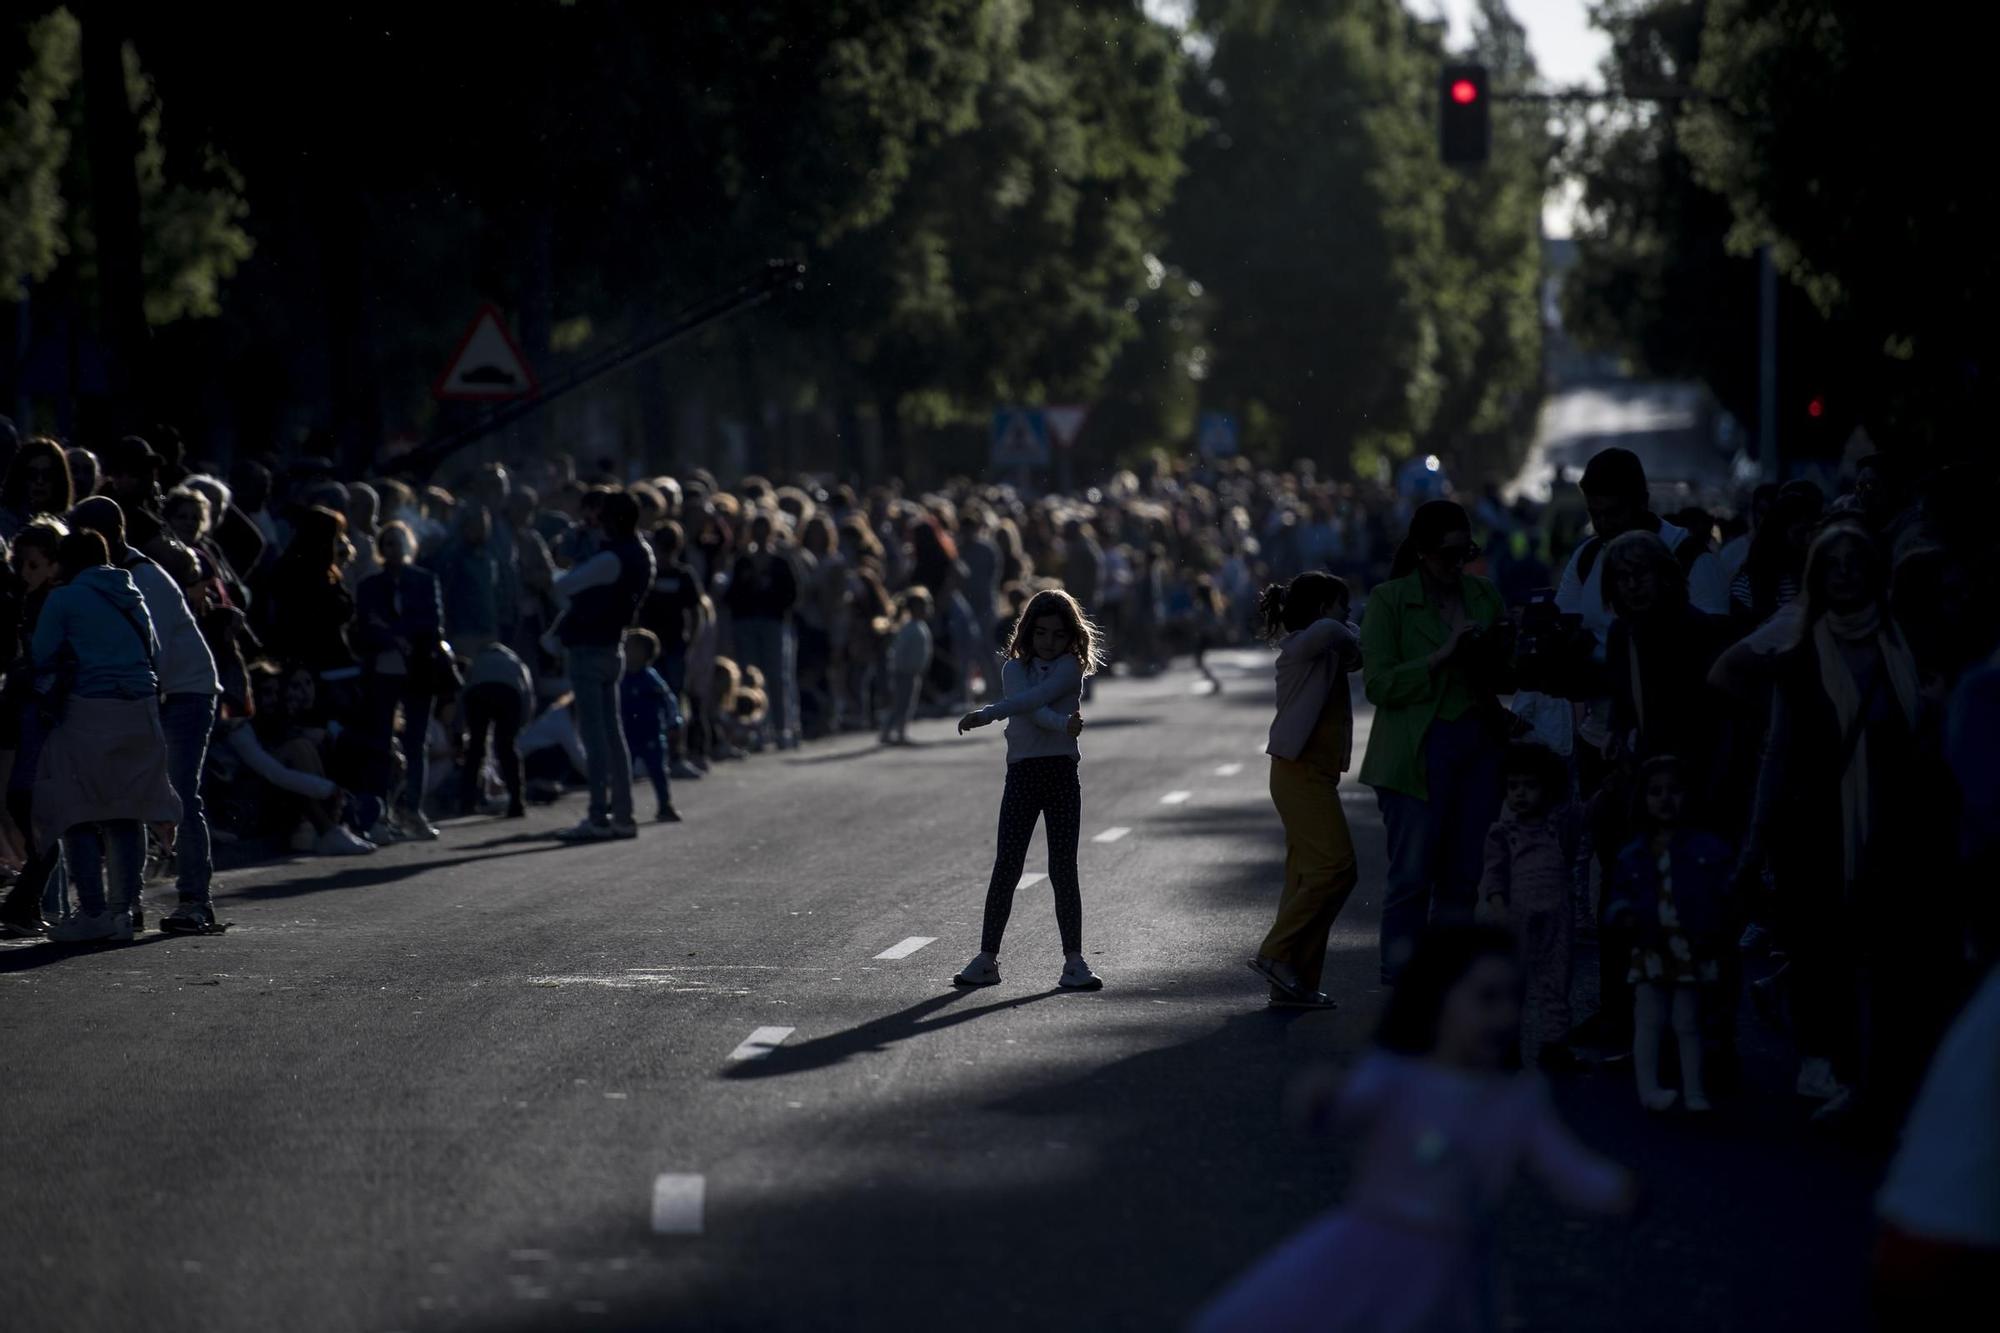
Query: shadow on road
228 845 571 900
0 930 185 975
721 988 1065 1080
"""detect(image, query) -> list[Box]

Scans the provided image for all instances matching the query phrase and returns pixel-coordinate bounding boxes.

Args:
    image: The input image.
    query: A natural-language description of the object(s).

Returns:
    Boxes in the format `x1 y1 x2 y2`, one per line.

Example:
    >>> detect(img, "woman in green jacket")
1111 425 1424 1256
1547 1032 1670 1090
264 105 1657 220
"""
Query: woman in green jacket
1359 501 1507 984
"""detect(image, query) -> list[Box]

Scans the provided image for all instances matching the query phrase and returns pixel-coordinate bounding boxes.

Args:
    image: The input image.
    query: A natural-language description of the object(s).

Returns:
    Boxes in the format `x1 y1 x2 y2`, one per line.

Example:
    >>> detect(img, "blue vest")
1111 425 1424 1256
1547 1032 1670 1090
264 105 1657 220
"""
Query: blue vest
559 534 654 647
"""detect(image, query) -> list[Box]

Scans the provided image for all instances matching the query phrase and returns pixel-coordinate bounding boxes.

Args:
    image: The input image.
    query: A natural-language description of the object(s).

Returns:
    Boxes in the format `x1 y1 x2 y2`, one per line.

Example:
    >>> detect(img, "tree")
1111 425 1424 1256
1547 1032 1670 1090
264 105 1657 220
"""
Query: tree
1680 0 1998 452
0 10 75 300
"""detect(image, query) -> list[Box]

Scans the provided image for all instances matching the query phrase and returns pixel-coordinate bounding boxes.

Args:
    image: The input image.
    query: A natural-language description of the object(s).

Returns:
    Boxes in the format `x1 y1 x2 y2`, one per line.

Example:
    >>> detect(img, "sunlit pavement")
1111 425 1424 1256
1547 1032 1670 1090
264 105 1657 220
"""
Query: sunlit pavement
0 651 1872 1332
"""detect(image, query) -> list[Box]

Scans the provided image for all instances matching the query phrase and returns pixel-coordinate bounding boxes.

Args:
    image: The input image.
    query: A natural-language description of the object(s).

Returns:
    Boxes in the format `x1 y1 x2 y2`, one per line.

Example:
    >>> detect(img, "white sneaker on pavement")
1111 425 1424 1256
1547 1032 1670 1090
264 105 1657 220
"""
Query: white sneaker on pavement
1059 957 1103 991
315 826 377 857
953 953 1001 987
555 818 616 843
401 816 441 842
365 821 402 846
49 909 133 943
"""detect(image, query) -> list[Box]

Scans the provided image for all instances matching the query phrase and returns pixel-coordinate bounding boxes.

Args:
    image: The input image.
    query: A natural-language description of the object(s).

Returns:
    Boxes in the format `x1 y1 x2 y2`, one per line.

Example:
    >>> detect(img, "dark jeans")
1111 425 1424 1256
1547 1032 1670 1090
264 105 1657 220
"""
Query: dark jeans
567 645 632 824
363 675 434 817
3 786 62 920
632 742 670 813
160 693 217 905
1374 714 1503 983
461 683 524 813
979 756 1084 955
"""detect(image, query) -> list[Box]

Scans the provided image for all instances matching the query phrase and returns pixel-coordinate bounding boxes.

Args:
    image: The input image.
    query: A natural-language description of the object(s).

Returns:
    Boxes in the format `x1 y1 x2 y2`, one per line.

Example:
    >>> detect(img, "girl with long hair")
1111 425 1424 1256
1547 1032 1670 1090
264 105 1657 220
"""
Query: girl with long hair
954 589 1104 991
1247 570 1361 1009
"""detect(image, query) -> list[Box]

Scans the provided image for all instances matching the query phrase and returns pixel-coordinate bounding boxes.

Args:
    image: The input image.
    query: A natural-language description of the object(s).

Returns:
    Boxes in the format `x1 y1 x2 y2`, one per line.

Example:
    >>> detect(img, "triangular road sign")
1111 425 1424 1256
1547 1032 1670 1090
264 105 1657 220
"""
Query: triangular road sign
1043 404 1089 449
434 304 538 401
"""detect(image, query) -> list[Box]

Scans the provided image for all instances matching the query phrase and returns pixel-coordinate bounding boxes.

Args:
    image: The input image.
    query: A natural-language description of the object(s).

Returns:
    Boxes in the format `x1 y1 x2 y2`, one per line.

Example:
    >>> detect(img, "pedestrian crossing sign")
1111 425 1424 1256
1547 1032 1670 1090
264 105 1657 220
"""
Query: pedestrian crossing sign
990 408 1051 469
434 304 539 401
1198 412 1239 458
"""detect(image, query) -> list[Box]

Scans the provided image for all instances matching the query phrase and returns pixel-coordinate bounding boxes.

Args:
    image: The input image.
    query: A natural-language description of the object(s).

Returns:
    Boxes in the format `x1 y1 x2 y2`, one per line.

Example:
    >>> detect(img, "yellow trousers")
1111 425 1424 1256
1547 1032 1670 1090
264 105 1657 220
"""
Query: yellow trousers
1261 756 1360 994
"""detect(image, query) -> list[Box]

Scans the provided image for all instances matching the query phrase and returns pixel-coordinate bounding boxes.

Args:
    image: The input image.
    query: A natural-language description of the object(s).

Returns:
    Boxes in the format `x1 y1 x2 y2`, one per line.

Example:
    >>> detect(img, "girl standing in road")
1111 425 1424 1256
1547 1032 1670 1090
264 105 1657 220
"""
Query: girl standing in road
1247 571 1361 1010
954 589 1102 992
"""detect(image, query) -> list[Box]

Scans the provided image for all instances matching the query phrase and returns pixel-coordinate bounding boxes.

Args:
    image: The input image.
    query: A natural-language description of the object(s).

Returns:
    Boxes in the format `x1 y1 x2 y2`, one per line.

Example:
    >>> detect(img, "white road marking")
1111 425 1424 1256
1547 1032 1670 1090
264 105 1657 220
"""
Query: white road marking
1160 790 1193 805
1213 763 1244 776
1091 826 1132 844
874 936 936 960
1017 872 1047 890
727 1026 796 1062
651 1174 705 1234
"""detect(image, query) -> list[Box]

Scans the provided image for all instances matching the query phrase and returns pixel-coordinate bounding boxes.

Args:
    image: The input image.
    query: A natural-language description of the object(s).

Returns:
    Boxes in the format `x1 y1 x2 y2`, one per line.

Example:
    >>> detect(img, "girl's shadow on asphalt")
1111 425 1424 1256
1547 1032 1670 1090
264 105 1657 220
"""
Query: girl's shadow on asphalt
722 987 1065 1079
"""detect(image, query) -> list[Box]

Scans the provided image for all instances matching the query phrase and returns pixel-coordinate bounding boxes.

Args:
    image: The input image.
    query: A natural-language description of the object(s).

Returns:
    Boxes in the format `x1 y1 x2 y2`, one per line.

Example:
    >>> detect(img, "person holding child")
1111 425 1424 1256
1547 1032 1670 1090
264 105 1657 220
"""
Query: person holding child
1247 570 1361 1010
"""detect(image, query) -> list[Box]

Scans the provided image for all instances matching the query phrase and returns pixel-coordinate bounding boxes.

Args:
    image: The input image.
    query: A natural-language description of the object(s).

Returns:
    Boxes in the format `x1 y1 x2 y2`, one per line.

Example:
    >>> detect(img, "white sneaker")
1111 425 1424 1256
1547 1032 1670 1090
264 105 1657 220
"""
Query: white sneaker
1059 957 1103 991
953 953 1001 987
401 817 441 842
49 909 133 943
315 826 377 857
1796 1056 1841 1102
554 818 616 843
364 821 402 846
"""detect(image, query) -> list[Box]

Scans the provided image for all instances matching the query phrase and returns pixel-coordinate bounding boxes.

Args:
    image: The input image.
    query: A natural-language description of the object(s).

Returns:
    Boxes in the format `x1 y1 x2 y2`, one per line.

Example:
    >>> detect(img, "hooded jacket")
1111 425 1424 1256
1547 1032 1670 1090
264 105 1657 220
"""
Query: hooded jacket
32 565 159 701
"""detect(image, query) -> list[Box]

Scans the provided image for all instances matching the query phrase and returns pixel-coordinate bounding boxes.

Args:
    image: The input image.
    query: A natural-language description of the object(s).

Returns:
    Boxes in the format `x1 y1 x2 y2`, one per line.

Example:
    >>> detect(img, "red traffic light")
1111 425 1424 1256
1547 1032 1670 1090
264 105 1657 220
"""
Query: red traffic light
1807 395 1826 419
1450 78 1480 105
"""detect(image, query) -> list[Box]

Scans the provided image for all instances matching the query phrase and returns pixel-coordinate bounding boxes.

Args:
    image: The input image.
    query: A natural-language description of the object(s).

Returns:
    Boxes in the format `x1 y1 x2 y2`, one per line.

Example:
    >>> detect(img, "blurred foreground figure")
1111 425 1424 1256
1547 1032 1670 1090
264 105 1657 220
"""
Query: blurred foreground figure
1193 926 1635 1333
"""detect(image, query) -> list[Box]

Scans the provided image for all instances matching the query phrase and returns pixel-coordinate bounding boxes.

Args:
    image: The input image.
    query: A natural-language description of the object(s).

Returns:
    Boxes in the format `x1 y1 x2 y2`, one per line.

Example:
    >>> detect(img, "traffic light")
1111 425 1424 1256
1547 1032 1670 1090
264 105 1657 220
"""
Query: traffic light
1440 64 1490 167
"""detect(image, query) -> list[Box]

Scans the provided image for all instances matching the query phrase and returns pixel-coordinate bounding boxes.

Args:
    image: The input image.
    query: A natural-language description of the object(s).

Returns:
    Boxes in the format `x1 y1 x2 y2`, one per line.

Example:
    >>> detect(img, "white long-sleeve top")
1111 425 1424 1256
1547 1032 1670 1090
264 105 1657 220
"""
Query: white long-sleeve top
974 655 1083 763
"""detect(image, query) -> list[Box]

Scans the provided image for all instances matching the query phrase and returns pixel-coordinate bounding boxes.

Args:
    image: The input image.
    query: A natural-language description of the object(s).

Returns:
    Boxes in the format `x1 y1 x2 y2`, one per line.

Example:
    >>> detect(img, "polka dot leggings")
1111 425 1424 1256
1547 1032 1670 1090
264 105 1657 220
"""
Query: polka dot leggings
980 756 1083 956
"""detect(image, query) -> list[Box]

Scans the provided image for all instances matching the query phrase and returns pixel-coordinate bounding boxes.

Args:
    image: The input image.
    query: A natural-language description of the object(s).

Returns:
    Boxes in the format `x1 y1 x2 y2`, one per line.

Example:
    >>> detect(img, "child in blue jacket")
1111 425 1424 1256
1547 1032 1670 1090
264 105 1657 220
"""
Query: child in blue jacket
621 629 682 823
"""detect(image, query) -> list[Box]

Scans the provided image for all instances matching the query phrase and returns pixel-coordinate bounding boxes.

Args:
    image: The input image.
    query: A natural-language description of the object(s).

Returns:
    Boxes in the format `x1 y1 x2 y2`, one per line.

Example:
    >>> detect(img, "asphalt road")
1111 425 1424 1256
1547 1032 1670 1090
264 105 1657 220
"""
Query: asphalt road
0 651 1877 1332
1511 381 1734 502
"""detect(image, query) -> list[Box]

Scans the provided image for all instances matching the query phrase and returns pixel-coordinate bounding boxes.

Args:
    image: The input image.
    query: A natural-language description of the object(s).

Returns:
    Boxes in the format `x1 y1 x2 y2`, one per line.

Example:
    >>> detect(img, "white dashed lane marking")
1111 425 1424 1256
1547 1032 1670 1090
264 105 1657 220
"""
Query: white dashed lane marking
1091 827 1132 844
1016 873 1047 890
727 1027 796 1062
1160 791 1193 805
651 1174 705 1234
1214 763 1244 776
874 936 937 960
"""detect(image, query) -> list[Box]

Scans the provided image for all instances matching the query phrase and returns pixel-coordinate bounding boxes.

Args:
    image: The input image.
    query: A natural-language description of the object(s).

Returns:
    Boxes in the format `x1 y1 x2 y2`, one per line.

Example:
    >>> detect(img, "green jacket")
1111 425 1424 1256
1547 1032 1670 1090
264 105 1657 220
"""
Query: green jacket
1357 570 1504 800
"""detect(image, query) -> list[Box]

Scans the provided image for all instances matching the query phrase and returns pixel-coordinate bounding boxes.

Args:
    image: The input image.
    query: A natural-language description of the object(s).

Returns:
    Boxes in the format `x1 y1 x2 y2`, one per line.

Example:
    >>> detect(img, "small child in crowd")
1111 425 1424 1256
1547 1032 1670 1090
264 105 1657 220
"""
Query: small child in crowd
880 585 933 745
620 628 682 823
1477 741 1581 1068
1609 755 1734 1112
1193 925 1635 1333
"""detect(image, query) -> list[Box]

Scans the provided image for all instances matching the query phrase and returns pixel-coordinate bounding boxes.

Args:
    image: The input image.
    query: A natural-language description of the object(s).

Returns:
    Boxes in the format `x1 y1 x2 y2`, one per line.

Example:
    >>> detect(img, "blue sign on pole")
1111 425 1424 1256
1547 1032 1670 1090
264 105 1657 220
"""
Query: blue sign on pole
991 408 1051 468
1197 412 1239 457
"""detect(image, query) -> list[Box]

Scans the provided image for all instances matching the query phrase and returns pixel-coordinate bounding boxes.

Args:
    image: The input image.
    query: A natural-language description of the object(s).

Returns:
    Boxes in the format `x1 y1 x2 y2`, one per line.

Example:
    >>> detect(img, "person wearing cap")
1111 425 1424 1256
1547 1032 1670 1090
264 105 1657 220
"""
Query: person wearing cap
70 496 224 934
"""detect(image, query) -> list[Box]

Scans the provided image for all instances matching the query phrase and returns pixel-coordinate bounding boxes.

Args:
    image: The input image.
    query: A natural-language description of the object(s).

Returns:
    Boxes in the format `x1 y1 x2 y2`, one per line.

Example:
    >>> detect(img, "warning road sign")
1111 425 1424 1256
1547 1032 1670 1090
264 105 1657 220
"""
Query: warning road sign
1043 404 1089 449
434 305 538 401
1197 412 1239 457
990 408 1051 469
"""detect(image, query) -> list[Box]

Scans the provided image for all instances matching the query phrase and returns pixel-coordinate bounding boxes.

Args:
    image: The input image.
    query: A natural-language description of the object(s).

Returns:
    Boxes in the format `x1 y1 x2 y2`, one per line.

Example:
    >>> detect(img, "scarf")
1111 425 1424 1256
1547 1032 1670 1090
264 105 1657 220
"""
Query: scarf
1813 607 1920 887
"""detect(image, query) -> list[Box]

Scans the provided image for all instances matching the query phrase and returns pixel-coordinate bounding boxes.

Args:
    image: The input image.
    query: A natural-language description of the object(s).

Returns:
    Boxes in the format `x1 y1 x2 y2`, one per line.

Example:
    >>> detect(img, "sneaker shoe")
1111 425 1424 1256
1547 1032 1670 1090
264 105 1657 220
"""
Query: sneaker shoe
1640 1089 1680 1113
401 817 442 842
654 805 683 823
1247 955 1307 999
1267 991 1336 1010
130 895 145 934
315 826 378 857
1796 1056 1841 1102
364 821 402 846
1059 957 1103 991
609 818 640 840
669 759 703 781
555 818 616 843
0 909 46 939
160 902 217 935
953 954 1001 987
49 909 133 943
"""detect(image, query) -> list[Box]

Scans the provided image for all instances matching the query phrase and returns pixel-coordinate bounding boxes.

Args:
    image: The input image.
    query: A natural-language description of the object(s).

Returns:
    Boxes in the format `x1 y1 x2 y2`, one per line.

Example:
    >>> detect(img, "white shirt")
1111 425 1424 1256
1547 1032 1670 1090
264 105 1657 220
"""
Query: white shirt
126 556 220 697
1554 518 1730 657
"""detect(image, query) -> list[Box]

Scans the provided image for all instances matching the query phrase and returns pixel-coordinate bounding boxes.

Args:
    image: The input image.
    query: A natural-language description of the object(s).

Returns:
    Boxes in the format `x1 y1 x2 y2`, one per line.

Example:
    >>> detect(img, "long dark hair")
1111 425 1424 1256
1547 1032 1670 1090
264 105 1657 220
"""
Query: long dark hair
1389 500 1472 579
2 436 74 516
280 505 349 585
1003 588 1104 676
1254 570 1350 644
1375 924 1520 1056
